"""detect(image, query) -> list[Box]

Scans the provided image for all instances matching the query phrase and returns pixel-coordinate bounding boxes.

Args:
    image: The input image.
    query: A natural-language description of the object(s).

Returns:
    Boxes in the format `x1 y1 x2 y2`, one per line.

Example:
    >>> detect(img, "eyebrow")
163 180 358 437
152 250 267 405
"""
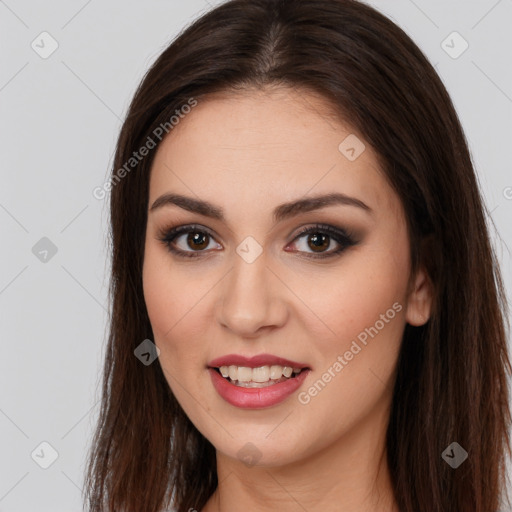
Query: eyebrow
149 192 372 222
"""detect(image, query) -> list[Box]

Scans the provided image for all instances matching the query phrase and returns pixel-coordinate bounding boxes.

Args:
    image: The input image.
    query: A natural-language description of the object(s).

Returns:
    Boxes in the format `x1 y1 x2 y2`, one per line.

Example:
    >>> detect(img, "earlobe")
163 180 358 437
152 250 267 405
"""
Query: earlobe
405 266 433 326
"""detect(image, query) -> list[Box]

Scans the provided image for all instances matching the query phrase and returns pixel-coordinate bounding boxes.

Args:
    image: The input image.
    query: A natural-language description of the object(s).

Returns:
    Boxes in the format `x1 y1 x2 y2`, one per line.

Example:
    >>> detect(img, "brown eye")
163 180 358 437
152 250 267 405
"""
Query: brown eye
306 233 330 253
158 224 221 258
288 224 357 259
186 231 210 251
158 223 357 260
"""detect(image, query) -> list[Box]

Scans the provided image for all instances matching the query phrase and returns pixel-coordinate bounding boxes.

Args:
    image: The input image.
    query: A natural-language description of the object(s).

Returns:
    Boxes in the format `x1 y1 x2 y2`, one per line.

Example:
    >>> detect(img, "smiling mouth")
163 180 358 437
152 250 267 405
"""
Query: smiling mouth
212 365 309 388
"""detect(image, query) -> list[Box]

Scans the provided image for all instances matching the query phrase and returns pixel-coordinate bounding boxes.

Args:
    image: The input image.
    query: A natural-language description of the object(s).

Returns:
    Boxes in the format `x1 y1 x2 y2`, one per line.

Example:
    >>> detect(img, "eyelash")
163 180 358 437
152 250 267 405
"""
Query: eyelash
156 223 357 260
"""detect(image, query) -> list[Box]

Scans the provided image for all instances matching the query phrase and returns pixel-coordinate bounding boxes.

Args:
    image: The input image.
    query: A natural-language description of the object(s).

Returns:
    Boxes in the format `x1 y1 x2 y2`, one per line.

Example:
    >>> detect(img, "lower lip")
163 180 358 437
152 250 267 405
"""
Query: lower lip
208 367 310 409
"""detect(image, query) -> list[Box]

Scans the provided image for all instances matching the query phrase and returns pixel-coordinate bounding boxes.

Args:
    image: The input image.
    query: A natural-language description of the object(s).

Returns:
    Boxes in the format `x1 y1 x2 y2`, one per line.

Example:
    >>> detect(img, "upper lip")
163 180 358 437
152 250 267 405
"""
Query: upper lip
208 353 310 369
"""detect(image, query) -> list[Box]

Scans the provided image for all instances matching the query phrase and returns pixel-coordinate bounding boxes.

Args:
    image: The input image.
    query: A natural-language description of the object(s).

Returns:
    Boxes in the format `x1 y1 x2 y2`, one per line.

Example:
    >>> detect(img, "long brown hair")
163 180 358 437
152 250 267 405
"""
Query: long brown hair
83 1 512 510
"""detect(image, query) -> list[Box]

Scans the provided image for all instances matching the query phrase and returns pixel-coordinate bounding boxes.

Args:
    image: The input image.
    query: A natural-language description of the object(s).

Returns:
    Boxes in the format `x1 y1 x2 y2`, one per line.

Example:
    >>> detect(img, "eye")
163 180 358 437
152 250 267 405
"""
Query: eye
156 222 357 259
287 223 357 259
157 224 221 258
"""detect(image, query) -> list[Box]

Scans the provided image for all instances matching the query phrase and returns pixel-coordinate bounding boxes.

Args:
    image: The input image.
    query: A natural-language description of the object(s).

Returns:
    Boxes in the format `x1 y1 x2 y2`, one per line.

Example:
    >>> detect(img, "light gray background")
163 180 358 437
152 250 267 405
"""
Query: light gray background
1 1 511 511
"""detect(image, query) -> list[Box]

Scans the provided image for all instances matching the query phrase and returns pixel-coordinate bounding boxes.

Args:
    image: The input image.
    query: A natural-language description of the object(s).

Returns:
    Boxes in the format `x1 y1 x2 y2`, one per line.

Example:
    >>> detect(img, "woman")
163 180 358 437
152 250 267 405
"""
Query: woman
84 1 512 511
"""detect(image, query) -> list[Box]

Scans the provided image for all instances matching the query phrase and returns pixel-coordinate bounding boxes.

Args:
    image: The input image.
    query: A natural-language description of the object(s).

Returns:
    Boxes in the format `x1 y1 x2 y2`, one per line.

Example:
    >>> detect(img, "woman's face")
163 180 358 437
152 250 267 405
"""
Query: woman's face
143 87 431 467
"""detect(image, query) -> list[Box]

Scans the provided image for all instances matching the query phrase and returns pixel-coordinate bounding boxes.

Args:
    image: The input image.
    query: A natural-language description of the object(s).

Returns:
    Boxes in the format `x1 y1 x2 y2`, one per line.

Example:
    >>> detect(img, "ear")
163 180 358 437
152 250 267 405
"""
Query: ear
405 266 433 326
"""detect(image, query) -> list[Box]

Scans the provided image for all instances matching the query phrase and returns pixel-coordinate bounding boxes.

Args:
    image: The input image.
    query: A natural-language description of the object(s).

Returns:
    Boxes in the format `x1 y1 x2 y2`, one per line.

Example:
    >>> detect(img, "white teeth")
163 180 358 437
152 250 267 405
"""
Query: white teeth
252 366 270 383
237 366 253 382
217 364 304 383
282 366 293 378
228 365 238 381
269 365 283 380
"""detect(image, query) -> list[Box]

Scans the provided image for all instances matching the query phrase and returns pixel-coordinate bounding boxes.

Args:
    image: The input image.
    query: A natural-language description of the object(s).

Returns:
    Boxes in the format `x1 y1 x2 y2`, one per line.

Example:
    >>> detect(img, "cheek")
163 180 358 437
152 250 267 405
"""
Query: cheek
142 246 190 358
142 244 214 376
143 247 174 335
142 249 218 431
298 244 408 350
331 266 404 338
291 236 409 431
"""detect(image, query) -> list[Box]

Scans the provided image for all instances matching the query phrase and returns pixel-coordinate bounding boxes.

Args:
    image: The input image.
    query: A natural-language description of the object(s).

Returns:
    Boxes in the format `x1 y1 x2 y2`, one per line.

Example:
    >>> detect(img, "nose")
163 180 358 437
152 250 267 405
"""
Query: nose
216 249 288 338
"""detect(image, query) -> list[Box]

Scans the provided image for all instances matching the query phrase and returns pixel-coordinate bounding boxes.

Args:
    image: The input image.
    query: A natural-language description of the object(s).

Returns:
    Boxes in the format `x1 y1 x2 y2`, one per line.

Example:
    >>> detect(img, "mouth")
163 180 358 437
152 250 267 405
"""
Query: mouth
210 364 310 388
208 365 311 409
207 353 312 408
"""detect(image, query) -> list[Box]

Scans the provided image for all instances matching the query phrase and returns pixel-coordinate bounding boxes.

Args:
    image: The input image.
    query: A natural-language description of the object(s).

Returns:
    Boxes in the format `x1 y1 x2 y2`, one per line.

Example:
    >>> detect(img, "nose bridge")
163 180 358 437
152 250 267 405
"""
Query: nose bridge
218 245 286 335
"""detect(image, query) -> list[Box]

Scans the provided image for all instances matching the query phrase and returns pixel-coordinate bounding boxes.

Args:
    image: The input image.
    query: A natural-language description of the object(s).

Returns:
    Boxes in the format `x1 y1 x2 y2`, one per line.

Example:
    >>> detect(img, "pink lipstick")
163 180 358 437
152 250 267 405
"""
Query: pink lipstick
207 353 311 409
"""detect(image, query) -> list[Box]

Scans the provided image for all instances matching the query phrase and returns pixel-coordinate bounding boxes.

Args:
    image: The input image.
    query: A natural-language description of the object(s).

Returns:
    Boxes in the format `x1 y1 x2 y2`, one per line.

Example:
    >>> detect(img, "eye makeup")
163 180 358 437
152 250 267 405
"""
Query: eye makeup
155 222 359 260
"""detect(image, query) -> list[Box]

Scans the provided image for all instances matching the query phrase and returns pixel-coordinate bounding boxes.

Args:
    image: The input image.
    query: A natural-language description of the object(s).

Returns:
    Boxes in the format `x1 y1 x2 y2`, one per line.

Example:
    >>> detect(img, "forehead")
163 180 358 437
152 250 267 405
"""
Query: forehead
148 87 399 221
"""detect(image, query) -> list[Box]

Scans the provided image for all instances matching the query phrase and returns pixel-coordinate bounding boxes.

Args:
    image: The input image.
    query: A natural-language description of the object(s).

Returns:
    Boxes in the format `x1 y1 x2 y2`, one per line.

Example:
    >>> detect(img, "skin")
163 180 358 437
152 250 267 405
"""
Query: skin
142 86 433 512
